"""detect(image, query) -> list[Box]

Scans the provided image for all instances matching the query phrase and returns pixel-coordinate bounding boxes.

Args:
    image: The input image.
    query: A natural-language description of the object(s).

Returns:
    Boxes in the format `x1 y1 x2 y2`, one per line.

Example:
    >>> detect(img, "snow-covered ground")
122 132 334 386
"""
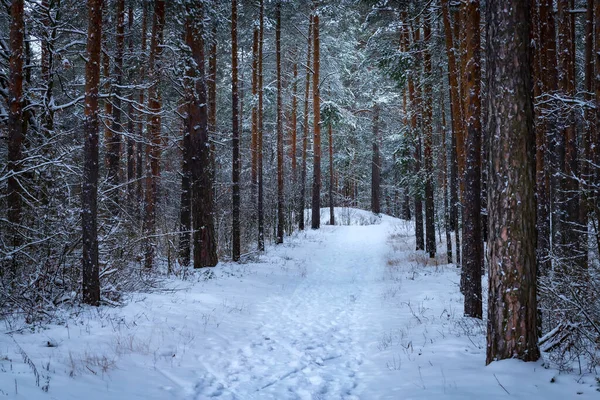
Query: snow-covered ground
0 208 597 399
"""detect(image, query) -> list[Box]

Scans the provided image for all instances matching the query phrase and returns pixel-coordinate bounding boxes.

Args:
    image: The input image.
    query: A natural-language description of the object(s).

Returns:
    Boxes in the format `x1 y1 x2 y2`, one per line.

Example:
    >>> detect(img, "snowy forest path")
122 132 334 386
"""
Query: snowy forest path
190 218 392 400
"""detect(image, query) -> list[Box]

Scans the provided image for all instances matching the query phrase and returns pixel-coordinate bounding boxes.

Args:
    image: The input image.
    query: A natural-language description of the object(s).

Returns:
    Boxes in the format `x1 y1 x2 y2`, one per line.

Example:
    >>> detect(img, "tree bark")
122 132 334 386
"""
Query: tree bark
299 15 313 231
329 123 335 225
461 0 483 319
7 0 25 282
311 0 321 230
257 0 265 250
371 103 381 215
404 16 424 251
441 95 452 264
557 0 583 272
251 22 259 190
231 0 241 260
486 0 540 363
186 3 218 268
136 1 148 210
143 0 166 269
423 15 436 258
82 0 103 305
126 4 136 204
276 0 285 244
107 0 125 200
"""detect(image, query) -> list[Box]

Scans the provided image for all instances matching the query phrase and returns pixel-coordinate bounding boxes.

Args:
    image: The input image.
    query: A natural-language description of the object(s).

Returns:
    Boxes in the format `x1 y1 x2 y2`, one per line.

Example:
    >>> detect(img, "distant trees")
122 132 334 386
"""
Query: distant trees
3 0 599 372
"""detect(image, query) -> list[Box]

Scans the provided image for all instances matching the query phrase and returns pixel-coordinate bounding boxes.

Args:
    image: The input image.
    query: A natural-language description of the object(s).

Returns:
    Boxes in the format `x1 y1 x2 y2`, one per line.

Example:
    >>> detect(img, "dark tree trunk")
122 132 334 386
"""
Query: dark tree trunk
311 0 321 230
231 0 241 259
276 0 285 244
299 15 313 231
143 0 166 269
538 0 557 276
452 128 461 266
441 96 452 264
557 0 582 271
107 0 125 201
461 0 483 319
596 0 600 209
423 16 436 258
581 0 594 262
371 103 381 215
126 4 136 204
329 123 335 225
257 0 265 250
179 113 192 267
82 0 103 306
186 3 218 268
409 21 424 251
136 2 148 211
7 0 25 282
486 0 540 363
251 23 259 190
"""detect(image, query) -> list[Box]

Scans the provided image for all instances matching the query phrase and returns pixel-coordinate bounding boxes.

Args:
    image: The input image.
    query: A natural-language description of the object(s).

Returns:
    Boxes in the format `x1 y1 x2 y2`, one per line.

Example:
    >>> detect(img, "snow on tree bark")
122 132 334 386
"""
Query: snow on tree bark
486 0 540 363
82 0 103 305
461 0 483 319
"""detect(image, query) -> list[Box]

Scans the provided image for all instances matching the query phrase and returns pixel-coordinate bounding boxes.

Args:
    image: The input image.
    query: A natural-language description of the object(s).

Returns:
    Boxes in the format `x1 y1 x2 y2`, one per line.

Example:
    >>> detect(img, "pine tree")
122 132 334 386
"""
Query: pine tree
311 0 322 230
276 0 285 244
461 0 483 319
143 0 166 269
82 0 103 306
299 14 313 231
486 0 540 363
231 0 241 260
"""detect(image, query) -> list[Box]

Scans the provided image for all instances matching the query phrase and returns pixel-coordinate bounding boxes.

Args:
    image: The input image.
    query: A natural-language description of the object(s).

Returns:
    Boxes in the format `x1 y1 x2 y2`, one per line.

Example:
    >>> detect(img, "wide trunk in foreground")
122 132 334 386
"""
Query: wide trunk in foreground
486 0 540 363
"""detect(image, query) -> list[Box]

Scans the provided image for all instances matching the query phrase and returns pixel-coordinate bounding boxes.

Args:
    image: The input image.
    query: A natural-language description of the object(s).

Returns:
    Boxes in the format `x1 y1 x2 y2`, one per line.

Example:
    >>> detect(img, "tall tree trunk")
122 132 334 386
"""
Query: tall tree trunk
208 13 217 189
179 111 192 267
143 0 166 269
251 22 259 190
136 1 148 211
451 130 461 266
441 95 452 264
257 0 265 250
299 15 313 231
276 0 285 244
126 4 136 204
329 123 335 225
7 0 25 283
371 103 381 214
461 0 483 319
405 17 424 251
107 0 125 201
232 0 241 259
596 0 600 208
557 0 582 272
423 15 436 258
102 11 112 174
441 0 465 193
82 0 103 306
486 0 540 363
40 0 54 140
582 0 595 258
291 62 298 184
186 3 218 268
538 0 558 276
311 0 321 230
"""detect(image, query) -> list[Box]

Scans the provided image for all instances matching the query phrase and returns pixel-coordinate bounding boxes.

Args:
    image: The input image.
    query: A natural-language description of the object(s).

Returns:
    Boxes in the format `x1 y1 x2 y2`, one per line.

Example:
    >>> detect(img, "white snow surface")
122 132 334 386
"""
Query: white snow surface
1 208 597 399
